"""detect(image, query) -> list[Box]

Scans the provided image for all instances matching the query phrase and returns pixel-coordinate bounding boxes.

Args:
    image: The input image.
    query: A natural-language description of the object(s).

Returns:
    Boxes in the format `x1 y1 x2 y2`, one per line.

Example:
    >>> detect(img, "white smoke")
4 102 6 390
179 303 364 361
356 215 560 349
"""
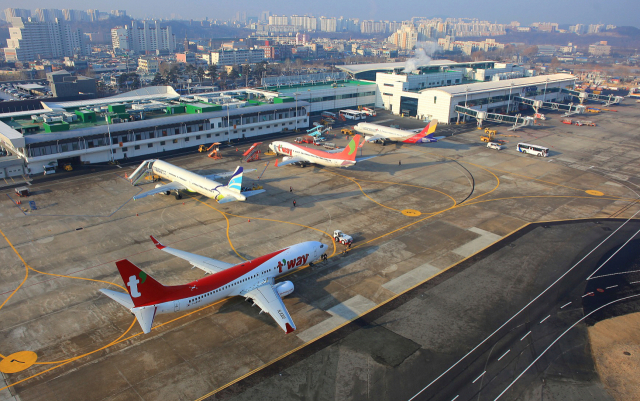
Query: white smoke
402 42 441 73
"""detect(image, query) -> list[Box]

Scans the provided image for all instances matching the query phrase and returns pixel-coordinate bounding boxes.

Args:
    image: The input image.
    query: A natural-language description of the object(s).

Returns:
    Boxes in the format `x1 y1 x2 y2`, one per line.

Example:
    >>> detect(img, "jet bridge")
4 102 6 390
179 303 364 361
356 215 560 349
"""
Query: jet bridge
561 88 623 106
512 96 585 116
454 105 533 130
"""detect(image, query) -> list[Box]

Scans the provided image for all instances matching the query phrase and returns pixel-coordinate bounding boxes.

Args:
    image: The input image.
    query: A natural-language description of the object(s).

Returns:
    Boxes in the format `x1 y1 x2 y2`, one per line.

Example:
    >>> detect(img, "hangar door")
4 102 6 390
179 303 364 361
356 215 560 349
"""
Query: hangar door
399 96 419 117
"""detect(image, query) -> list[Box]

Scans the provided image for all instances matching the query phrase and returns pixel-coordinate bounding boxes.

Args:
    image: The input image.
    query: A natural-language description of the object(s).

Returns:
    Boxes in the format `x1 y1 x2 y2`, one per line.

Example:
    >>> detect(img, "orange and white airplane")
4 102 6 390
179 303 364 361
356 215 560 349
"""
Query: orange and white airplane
100 236 326 334
269 134 363 168
354 119 440 145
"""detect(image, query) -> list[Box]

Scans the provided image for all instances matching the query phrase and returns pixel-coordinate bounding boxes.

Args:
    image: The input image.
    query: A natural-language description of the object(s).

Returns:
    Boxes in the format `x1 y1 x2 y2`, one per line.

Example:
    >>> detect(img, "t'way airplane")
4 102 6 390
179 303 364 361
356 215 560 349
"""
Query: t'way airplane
269 134 362 168
100 236 326 334
130 159 264 204
353 119 440 145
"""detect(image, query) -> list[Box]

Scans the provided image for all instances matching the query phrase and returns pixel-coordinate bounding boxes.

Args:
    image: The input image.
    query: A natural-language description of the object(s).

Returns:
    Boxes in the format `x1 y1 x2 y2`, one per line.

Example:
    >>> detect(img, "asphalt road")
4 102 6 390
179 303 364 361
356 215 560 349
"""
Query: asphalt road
412 219 640 401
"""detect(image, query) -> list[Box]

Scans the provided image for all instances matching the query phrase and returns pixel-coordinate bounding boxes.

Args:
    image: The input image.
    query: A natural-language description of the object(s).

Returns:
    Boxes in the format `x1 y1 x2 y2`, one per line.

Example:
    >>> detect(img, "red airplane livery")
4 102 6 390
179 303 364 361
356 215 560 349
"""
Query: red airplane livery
101 237 325 334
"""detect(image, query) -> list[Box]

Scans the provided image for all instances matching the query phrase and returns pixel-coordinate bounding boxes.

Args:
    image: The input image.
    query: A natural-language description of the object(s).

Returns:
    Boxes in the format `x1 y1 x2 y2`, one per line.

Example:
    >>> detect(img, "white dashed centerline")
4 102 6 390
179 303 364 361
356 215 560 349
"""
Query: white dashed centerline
451 396 459 401
520 331 531 341
497 349 510 361
472 371 486 384
582 292 594 298
631 281 640 284
560 302 572 309
606 285 618 289
539 315 550 323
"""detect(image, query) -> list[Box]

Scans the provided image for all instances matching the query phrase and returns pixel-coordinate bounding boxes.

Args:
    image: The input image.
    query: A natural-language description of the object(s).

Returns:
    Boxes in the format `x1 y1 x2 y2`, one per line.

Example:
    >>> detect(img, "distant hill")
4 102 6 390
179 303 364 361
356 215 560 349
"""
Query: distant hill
467 27 640 49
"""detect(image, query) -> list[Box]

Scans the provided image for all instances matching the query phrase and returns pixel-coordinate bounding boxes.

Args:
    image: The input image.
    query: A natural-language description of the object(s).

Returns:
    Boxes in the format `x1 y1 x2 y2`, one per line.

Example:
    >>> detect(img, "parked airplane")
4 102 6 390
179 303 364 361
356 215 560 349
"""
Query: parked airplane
269 134 362 168
129 159 263 203
354 119 439 145
100 236 326 334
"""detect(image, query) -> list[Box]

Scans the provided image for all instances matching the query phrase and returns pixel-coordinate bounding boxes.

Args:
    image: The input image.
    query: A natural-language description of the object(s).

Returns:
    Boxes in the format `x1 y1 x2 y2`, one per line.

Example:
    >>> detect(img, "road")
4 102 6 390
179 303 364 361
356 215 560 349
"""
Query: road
412 218 640 401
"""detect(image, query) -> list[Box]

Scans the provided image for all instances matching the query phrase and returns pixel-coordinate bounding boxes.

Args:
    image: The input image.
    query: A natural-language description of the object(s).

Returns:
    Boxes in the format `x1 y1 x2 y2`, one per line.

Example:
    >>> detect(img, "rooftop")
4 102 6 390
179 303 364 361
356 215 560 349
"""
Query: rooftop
425 73 576 95
266 79 375 94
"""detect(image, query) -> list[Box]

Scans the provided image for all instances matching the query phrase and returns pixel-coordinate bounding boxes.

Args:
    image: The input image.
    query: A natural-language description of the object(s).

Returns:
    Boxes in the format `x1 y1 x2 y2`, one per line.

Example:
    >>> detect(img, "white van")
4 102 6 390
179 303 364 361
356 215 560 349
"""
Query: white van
43 165 56 175
487 142 504 150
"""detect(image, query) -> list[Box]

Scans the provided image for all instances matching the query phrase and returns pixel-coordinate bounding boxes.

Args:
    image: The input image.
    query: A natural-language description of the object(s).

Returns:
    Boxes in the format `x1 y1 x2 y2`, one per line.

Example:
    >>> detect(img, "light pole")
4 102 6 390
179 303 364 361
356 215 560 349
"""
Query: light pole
543 78 549 102
294 92 299 131
508 82 514 114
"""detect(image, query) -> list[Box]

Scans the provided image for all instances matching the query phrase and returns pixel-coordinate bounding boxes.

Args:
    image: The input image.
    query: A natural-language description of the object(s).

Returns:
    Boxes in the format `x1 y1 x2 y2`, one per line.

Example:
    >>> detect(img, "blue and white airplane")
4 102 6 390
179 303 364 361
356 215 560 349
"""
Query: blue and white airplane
130 160 264 203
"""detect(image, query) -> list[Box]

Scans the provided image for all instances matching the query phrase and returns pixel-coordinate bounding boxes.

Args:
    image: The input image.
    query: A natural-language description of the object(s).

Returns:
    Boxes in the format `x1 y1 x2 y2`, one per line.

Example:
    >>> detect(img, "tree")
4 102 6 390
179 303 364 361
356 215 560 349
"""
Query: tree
184 63 196 78
206 63 218 84
228 66 240 79
196 66 205 83
253 61 267 82
151 72 164 86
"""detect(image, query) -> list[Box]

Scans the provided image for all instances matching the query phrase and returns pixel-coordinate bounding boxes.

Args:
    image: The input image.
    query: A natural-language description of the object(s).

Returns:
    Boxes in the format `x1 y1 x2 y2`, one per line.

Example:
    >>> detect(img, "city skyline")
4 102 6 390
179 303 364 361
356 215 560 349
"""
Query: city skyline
1 0 639 27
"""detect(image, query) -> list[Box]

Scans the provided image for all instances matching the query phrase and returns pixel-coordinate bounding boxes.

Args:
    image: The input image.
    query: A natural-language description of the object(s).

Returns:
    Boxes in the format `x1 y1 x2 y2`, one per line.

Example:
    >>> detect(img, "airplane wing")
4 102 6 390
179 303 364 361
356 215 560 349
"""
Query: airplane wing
243 281 296 333
202 169 256 180
133 181 186 200
275 156 307 167
150 235 235 274
364 134 387 142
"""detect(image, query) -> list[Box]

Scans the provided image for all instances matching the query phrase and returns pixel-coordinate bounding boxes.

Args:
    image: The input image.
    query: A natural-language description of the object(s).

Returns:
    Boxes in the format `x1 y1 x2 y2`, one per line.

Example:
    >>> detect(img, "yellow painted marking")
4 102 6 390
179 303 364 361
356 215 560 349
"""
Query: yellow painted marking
0 351 37 373
586 190 604 196
402 209 422 217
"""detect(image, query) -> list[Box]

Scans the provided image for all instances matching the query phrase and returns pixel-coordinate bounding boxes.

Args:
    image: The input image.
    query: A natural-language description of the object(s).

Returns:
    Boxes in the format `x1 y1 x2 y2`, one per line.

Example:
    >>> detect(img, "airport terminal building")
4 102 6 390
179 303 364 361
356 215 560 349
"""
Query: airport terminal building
0 87 310 174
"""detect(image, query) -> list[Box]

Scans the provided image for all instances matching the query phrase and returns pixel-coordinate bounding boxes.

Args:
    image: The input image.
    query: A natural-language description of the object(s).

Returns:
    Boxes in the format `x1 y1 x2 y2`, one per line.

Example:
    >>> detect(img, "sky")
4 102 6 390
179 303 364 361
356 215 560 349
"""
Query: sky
2 0 639 27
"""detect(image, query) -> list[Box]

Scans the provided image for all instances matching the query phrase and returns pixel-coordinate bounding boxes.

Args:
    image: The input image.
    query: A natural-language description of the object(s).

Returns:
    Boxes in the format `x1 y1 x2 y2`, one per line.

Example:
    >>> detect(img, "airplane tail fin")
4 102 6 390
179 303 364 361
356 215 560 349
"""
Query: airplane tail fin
115 259 166 308
226 166 243 193
338 134 362 161
403 119 438 143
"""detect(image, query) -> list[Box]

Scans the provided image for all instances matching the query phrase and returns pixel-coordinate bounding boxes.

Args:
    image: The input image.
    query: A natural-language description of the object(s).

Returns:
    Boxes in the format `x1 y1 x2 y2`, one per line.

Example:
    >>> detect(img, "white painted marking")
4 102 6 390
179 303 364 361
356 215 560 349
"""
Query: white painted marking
382 263 440 294
116 165 122 168
606 285 618 289
630 281 640 285
408 213 640 401
560 302 571 309
540 315 550 323
520 331 531 341
452 227 502 258
472 371 486 384
451 396 459 401
297 295 376 343
582 292 594 298
494 293 640 400
587 225 640 280
497 349 510 361
590 269 640 280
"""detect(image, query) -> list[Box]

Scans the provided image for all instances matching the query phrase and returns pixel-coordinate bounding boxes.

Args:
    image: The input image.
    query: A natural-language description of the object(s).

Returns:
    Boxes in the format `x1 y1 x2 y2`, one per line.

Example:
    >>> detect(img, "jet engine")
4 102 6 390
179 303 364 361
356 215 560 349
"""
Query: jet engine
274 281 294 297
155 183 170 195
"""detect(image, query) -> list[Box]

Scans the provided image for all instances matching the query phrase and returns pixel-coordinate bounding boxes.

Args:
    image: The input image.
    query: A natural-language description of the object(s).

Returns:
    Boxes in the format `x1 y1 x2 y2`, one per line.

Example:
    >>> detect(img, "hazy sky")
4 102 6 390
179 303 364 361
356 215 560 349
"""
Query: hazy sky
2 0 639 27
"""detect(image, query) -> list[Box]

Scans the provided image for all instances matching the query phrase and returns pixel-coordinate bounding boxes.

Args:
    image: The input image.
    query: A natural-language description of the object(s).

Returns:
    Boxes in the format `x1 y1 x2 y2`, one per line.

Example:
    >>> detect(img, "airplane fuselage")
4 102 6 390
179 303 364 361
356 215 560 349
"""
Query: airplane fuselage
269 141 355 168
151 160 243 201
354 122 437 143
129 241 325 315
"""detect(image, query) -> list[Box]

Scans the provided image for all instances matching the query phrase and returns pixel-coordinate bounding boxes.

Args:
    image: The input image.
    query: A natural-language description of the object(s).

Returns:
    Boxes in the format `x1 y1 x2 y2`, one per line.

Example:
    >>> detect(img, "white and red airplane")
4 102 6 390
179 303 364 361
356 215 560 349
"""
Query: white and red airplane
269 135 362 168
100 236 326 334
354 119 440 145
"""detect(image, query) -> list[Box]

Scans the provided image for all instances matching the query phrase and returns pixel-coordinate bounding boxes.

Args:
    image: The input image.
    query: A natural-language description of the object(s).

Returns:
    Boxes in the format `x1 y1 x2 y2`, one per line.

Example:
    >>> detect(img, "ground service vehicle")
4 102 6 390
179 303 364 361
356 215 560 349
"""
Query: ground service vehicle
562 119 573 125
487 142 504 150
294 137 314 144
333 230 353 245
517 143 549 157
341 128 355 136
321 111 337 119
43 164 56 175
313 137 327 145
340 110 362 120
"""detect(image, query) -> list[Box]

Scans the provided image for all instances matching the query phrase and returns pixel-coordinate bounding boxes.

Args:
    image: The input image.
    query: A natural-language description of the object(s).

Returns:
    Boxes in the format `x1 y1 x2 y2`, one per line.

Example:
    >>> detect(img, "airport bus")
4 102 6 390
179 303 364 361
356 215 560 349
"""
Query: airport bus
517 143 549 157
321 111 337 119
339 110 362 120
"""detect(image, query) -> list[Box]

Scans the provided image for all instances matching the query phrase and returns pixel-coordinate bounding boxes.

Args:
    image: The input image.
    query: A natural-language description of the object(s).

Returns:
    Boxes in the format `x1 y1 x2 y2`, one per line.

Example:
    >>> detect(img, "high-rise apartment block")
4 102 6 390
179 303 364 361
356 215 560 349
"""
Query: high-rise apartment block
111 21 176 54
4 8 31 21
4 17 88 62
